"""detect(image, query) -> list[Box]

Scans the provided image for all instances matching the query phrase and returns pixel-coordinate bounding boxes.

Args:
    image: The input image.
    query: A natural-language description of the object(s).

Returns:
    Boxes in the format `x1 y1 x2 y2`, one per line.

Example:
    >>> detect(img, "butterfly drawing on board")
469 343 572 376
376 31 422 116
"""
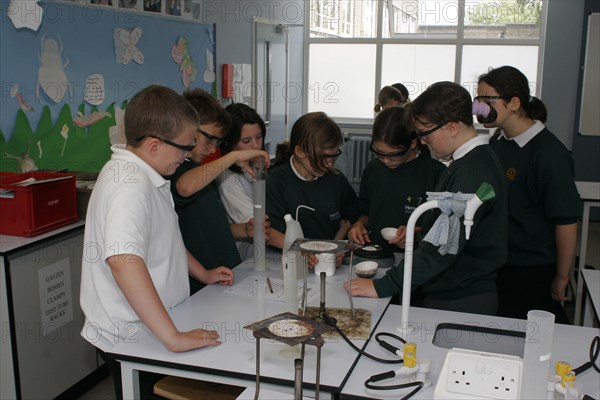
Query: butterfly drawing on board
171 36 197 88
113 26 144 65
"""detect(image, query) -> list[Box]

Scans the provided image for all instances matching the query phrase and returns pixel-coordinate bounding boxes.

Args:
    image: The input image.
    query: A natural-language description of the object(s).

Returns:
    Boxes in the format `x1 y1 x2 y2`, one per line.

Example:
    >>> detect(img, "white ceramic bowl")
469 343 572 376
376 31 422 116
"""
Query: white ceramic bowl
355 261 378 279
380 227 398 241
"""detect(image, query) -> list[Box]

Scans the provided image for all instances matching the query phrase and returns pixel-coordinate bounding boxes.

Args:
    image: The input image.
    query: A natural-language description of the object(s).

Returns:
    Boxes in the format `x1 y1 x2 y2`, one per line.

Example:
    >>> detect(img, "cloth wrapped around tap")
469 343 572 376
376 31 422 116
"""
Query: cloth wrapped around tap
422 191 473 255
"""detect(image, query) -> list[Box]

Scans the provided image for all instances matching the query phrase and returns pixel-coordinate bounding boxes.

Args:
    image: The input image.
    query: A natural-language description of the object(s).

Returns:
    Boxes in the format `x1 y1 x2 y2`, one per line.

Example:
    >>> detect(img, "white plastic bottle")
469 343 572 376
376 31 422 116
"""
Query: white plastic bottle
282 213 303 314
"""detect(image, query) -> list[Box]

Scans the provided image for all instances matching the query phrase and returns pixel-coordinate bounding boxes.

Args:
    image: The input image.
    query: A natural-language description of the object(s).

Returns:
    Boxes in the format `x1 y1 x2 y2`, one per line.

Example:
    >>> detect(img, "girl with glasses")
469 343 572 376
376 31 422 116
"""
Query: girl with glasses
346 81 508 316
267 112 359 267
348 107 445 255
478 65 582 323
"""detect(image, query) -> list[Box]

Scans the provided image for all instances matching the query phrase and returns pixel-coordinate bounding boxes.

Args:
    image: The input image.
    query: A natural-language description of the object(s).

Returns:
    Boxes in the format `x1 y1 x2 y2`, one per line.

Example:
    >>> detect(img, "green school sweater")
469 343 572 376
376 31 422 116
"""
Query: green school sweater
266 163 359 240
490 128 582 266
373 144 508 300
170 160 242 270
359 155 446 252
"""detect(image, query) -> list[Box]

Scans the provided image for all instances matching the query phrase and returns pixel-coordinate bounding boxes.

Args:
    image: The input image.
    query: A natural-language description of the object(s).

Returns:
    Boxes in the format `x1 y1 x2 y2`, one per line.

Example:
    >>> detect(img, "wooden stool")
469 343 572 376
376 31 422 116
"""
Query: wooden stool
153 376 244 400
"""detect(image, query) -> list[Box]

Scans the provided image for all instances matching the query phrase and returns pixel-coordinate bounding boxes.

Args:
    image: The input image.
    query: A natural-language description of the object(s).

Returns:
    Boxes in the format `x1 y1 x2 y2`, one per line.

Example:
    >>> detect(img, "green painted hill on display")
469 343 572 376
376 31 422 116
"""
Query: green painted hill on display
0 102 125 173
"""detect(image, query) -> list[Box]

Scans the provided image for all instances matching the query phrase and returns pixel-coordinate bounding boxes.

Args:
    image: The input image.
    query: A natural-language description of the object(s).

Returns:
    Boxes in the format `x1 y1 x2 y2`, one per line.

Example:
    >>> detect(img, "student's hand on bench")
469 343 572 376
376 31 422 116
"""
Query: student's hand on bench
169 328 222 352
344 278 378 298
204 266 234 286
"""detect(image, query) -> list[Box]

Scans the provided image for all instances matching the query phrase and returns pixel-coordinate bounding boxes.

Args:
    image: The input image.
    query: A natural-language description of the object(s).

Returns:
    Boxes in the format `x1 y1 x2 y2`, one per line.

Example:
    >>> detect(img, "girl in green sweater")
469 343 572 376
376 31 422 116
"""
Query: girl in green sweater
348 107 445 255
345 82 508 316
478 66 582 323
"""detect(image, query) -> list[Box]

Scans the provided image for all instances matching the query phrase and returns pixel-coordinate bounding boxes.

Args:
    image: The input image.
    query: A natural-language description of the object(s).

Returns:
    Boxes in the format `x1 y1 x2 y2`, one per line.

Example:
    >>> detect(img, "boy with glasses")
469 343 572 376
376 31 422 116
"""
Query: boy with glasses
169 88 271 293
346 82 508 316
80 85 234 397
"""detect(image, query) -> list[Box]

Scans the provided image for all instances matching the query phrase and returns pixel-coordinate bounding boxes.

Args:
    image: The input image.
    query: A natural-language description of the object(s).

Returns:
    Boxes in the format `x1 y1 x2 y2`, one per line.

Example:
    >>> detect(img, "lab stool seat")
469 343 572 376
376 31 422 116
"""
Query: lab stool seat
153 376 244 400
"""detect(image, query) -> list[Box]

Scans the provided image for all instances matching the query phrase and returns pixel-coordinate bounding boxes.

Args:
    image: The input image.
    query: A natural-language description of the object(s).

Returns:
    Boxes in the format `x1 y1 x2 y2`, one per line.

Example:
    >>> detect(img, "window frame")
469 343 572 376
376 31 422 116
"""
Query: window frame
303 0 548 125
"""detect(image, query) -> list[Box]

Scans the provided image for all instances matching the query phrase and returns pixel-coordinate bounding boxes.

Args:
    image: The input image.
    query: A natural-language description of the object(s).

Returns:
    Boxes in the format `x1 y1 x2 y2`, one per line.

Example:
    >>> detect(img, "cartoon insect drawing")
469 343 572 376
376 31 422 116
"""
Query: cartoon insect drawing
171 36 196 88
3 141 38 173
73 110 111 128
113 27 144 65
37 35 72 103
10 84 34 112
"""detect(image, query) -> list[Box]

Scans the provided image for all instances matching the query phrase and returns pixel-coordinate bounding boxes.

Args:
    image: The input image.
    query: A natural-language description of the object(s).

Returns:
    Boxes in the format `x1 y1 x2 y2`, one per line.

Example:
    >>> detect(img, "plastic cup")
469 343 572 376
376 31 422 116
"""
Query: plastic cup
521 310 555 399
314 253 335 277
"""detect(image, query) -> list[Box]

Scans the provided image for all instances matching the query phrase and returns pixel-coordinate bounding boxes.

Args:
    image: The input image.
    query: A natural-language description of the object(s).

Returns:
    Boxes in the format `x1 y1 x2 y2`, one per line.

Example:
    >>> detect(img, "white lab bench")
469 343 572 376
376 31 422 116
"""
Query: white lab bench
574 181 600 325
104 246 600 400
102 244 600 399
340 304 600 399
106 251 391 399
0 221 103 399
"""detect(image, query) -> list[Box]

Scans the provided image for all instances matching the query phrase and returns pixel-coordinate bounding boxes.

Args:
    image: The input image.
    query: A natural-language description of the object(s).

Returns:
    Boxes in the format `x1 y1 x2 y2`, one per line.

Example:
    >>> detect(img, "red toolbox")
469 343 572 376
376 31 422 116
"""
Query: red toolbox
0 171 78 237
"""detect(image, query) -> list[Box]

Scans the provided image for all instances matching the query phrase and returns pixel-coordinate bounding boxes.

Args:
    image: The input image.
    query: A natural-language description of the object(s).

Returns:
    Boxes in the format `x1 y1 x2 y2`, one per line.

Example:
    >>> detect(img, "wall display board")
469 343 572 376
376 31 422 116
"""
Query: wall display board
0 0 216 173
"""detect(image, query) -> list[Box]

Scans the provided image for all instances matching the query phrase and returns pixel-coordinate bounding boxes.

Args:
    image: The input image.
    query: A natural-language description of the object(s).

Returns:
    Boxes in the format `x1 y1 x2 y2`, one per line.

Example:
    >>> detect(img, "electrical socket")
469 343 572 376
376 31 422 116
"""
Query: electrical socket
433 348 522 399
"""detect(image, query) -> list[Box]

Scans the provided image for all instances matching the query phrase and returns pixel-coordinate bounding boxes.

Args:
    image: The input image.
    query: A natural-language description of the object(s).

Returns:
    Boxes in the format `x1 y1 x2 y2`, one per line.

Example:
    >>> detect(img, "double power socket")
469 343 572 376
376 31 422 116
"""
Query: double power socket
434 348 522 399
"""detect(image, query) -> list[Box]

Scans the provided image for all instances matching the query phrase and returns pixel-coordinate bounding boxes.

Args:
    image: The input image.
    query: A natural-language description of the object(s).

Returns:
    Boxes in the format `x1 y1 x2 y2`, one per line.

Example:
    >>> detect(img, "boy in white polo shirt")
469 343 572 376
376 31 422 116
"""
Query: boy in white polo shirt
80 85 233 397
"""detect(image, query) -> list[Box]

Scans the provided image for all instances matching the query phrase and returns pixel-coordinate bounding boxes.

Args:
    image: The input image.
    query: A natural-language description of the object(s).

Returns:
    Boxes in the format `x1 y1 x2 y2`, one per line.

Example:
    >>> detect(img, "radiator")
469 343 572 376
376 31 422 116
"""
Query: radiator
343 132 374 186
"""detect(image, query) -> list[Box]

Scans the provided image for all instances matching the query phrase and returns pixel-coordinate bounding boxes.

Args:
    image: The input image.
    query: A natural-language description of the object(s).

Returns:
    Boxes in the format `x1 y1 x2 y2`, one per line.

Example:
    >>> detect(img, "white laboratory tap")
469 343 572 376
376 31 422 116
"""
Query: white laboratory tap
397 183 495 335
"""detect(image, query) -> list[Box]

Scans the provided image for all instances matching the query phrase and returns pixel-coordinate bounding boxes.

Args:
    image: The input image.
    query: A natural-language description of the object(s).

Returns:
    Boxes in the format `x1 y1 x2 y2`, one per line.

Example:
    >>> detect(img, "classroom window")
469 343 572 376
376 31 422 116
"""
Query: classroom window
381 44 456 101
384 3 419 37
463 0 543 39
461 45 539 93
310 0 379 38
387 0 459 38
306 0 545 120
308 44 377 119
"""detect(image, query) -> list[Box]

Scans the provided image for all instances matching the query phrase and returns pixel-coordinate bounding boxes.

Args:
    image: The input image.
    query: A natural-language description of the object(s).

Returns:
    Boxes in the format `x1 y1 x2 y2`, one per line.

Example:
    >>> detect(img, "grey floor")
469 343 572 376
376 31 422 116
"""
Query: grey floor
77 222 600 400
79 376 115 400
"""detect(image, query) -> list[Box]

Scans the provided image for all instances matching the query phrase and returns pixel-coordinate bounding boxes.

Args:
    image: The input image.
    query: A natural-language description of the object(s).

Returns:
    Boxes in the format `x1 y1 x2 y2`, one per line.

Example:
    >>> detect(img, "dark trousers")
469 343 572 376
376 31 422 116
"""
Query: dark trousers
98 349 124 400
497 264 570 324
